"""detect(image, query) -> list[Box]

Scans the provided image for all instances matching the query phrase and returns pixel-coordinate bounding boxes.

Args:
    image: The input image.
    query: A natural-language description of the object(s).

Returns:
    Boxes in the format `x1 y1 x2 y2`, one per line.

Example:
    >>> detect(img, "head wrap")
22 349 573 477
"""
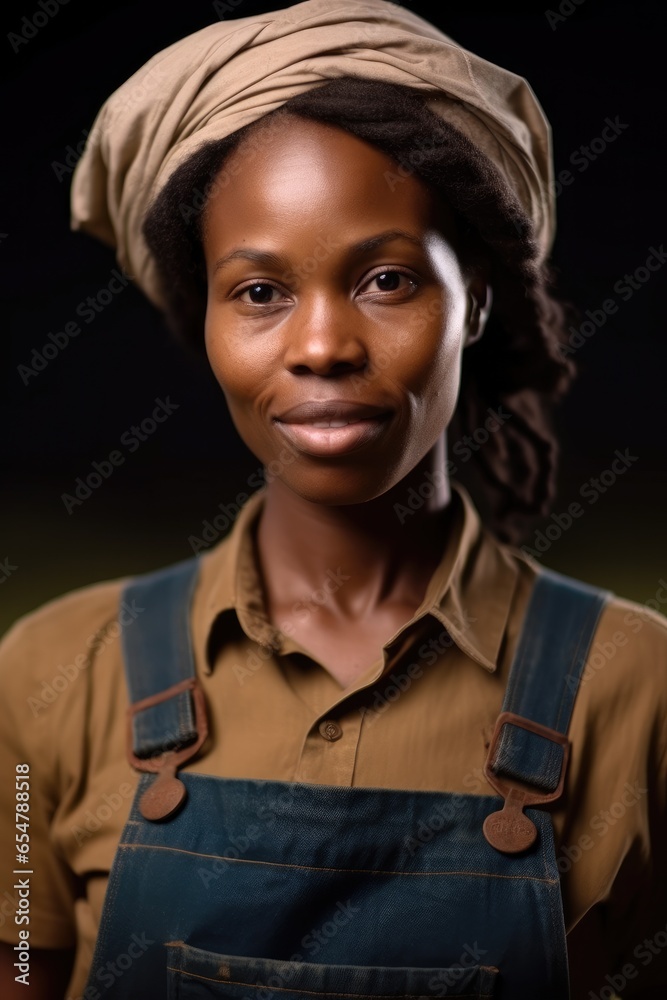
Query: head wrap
70 0 555 312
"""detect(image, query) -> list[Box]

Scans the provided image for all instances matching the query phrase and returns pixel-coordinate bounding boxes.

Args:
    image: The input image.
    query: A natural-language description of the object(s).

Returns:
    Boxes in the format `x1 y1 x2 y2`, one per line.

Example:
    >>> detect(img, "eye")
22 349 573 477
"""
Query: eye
359 269 419 296
236 282 287 305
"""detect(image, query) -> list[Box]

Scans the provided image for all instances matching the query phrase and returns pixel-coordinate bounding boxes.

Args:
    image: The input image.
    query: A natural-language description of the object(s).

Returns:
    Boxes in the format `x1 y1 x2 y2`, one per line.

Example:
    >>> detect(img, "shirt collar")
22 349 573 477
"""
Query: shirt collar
195 480 519 675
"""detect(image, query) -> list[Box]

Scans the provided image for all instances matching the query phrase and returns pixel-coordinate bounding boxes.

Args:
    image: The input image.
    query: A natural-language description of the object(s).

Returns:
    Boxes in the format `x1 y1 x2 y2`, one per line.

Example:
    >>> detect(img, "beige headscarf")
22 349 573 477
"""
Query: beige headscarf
70 0 555 312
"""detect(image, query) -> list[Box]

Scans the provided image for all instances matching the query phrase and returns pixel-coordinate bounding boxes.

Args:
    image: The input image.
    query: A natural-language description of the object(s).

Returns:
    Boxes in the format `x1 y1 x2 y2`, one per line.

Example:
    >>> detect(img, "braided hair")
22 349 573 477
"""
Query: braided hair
143 76 577 544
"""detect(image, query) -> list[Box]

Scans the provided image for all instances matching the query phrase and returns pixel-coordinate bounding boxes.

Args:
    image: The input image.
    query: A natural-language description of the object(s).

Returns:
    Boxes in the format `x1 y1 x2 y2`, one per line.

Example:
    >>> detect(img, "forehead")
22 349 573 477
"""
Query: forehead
202 115 458 247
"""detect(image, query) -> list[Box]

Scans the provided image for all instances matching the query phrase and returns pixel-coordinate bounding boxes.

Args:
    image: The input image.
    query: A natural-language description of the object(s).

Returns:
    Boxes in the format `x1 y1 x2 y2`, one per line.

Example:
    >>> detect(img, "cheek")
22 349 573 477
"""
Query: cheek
204 317 280 467
399 292 466 397
420 349 463 433
395 304 466 451
204 313 268 404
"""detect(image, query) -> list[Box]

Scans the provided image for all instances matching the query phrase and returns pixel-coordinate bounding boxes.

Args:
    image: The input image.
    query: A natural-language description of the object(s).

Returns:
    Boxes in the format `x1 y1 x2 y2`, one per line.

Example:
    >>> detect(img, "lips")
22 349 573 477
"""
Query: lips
274 400 390 423
273 400 392 457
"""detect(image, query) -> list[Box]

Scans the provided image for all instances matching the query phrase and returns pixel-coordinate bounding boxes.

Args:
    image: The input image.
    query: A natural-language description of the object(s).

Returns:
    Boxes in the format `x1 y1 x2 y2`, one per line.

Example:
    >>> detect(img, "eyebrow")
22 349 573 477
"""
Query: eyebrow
212 230 427 275
213 248 288 275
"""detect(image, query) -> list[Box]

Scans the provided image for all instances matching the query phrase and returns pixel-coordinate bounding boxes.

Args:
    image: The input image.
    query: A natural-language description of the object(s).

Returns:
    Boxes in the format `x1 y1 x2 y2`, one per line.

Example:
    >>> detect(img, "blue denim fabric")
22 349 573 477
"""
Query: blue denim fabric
164 939 500 998
84 560 611 999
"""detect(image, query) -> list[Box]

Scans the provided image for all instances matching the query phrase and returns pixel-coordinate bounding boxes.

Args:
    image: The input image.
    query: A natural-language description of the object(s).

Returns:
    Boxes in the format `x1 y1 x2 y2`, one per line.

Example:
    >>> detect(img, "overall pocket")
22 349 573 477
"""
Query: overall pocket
166 942 499 999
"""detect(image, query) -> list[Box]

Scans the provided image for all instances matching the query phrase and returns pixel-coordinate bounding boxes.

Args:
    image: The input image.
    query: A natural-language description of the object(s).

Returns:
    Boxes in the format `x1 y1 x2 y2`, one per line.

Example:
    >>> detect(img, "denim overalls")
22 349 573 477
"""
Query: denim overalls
85 558 611 999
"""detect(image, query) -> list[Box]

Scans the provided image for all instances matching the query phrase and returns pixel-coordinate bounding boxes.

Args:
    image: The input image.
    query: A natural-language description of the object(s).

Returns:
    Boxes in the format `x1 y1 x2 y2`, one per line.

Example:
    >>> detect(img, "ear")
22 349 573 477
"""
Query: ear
464 275 492 348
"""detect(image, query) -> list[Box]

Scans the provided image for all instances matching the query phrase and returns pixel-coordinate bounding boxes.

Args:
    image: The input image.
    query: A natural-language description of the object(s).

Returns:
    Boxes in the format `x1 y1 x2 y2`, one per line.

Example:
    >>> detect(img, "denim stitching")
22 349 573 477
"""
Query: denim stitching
166 965 494 997
121 843 557 882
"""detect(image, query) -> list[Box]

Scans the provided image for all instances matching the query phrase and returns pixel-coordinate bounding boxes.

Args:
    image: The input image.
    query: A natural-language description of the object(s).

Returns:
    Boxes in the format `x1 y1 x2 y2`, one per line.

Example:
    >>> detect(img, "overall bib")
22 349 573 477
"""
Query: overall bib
85 559 611 999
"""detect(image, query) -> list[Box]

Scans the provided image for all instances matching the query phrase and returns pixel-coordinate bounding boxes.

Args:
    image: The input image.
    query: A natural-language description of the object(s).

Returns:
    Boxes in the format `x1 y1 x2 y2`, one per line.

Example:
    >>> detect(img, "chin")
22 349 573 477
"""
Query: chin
275 466 401 507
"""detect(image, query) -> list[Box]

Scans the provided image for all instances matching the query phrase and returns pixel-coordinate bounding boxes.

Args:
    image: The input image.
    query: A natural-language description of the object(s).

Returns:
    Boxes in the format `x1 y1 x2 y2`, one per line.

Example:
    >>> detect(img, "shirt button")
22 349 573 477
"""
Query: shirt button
318 720 343 741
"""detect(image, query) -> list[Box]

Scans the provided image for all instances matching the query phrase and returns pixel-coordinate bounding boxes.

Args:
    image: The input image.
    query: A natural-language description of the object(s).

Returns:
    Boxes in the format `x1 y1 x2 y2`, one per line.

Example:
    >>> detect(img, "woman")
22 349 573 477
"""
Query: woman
1 2 665 998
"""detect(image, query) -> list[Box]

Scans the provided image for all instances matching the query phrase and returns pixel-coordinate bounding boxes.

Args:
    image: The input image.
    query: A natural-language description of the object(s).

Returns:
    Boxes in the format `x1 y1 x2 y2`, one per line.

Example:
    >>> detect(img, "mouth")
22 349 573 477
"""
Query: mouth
272 401 392 457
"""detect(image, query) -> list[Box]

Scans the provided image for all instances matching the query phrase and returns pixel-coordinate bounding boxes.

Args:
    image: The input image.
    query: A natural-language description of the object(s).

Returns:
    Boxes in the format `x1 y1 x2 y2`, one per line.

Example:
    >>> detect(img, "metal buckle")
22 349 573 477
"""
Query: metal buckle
482 711 570 853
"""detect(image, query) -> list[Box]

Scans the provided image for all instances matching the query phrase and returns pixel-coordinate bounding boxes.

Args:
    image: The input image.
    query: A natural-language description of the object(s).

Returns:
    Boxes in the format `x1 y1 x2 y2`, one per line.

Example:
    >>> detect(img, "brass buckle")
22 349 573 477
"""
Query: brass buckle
126 678 209 821
482 711 570 853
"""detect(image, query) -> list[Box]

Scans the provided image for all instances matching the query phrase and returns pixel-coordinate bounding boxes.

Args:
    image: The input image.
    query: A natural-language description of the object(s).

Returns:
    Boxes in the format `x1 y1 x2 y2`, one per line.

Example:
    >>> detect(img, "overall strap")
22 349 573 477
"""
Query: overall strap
491 566 612 792
483 566 613 853
121 557 201 759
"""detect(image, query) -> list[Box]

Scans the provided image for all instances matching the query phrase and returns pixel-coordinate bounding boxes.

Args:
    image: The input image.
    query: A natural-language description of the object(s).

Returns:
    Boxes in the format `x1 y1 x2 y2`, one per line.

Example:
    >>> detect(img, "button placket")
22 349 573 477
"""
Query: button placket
295 710 363 785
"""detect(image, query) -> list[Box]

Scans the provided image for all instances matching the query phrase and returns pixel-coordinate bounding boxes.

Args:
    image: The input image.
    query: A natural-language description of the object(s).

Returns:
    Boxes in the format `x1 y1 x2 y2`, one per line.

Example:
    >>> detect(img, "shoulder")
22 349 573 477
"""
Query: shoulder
0 574 130 670
511 551 667 759
0 554 209 717
599 586 667 632
586 590 667 727
509 546 667 655
0 574 136 747
0 575 141 949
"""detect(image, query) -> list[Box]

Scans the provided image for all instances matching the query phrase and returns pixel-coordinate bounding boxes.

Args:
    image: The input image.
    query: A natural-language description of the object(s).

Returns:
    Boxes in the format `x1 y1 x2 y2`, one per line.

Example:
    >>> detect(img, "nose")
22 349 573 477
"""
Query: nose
282 295 368 376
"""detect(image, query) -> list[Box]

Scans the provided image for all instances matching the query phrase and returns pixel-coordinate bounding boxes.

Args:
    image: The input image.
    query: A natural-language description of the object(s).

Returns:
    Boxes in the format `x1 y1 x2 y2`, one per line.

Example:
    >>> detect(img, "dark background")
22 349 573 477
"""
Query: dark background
1 0 665 635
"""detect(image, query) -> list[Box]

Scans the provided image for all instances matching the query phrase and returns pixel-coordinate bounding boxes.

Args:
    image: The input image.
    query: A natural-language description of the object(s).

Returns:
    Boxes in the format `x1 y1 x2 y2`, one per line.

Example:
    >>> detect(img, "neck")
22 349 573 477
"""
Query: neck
254 436 457 620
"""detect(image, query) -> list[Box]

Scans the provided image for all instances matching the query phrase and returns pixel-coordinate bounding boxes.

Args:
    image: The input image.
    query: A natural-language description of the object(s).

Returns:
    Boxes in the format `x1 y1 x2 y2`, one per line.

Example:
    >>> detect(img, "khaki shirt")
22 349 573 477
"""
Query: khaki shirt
1 480 666 999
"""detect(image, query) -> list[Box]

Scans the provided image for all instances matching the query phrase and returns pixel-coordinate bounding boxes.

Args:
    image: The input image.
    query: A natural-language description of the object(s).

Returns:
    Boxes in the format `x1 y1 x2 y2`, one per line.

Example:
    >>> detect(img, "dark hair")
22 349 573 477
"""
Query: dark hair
143 76 577 544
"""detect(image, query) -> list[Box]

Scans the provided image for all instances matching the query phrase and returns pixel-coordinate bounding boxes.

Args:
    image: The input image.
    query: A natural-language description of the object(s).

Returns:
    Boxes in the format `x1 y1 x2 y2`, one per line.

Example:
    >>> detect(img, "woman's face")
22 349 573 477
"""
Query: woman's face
202 115 486 505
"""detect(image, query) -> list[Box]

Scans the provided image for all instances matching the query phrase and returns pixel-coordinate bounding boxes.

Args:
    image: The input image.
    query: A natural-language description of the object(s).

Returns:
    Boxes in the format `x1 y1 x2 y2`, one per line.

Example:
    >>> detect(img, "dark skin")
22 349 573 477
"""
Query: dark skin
203 117 490 687
0 119 491 997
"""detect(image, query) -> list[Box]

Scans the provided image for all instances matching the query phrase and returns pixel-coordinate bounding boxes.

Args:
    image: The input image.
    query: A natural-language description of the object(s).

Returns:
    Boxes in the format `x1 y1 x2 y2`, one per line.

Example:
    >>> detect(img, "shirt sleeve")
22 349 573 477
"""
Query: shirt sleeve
0 612 79 948
602 611 667 998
